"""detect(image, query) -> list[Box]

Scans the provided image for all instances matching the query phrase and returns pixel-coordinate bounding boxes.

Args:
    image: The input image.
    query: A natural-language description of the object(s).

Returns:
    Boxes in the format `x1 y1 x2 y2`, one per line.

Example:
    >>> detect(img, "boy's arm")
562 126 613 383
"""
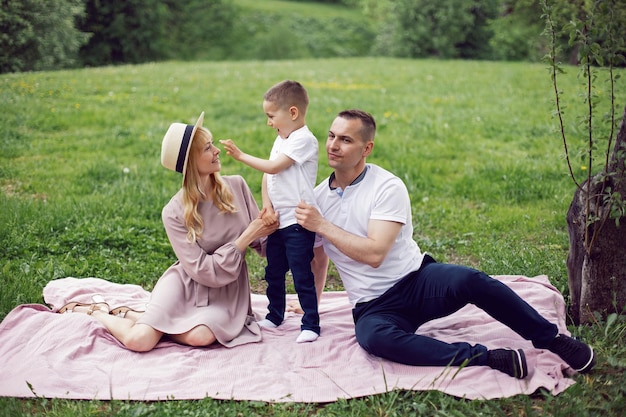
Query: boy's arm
220 139 294 174
260 174 278 225
261 174 272 210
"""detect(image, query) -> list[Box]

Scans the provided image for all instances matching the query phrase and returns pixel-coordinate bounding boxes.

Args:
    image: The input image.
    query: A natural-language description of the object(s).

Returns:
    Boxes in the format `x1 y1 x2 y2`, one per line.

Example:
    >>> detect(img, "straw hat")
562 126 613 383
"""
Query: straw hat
161 112 204 184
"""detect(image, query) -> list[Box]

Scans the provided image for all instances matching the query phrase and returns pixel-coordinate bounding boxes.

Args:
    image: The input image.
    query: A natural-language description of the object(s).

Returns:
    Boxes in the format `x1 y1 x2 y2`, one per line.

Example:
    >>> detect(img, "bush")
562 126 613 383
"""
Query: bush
78 0 170 66
162 0 239 61
229 10 374 60
0 0 88 73
365 0 499 59
488 14 543 61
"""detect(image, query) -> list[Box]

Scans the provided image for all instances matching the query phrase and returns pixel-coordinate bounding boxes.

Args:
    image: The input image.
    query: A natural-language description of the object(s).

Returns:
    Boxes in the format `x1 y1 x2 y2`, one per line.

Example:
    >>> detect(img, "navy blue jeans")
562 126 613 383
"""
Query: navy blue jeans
265 224 320 334
352 255 558 366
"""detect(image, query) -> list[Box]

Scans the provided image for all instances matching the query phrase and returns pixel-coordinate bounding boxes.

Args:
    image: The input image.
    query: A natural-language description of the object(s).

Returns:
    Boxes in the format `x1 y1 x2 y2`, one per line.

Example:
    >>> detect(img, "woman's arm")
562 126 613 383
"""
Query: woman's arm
162 185 276 288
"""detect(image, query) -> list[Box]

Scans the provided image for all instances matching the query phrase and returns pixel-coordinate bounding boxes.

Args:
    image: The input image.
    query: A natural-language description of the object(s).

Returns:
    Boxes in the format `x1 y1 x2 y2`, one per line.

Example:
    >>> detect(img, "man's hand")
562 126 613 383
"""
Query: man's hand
295 201 324 233
297 200 402 269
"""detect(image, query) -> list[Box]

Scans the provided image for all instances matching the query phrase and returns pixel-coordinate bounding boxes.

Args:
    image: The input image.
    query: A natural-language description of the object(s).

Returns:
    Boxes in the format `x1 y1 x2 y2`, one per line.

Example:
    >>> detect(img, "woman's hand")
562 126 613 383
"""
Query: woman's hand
234 208 278 252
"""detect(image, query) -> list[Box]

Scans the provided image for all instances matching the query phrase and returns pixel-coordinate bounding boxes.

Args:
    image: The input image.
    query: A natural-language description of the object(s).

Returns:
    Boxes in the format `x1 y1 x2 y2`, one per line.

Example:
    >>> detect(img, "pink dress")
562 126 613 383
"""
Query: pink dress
137 175 265 347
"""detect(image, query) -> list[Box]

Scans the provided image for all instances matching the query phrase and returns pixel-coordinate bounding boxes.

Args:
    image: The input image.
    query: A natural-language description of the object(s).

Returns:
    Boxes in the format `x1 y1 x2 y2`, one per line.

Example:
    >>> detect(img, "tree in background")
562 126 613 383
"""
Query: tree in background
164 0 238 61
0 0 89 73
487 0 545 61
77 0 169 66
362 0 499 59
76 0 238 66
543 0 626 325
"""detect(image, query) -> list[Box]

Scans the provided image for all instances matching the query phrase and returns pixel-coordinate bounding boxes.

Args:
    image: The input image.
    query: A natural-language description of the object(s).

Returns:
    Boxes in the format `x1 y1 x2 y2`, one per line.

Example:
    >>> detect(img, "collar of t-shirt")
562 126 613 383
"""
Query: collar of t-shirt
329 166 369 197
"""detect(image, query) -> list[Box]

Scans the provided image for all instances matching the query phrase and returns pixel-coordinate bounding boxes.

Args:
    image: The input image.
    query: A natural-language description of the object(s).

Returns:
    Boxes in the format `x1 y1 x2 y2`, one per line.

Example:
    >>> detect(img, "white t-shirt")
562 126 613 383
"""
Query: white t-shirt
267 125 318 228
314 164 425 305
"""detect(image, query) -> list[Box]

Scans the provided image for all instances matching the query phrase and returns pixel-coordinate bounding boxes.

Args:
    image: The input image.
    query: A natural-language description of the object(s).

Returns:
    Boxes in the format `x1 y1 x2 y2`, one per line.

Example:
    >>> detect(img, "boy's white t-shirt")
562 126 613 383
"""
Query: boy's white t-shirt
267 125 318 228
314 164 425 306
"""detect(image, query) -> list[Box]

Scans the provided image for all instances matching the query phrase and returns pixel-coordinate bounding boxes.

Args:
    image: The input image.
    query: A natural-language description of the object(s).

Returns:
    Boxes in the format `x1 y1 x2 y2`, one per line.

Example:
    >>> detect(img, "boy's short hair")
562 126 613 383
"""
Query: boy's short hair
264 80 309 115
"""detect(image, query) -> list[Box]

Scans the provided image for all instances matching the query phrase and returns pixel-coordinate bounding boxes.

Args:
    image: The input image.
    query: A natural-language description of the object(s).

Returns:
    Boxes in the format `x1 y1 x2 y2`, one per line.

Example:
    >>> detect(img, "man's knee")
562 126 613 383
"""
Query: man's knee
355 318 392 356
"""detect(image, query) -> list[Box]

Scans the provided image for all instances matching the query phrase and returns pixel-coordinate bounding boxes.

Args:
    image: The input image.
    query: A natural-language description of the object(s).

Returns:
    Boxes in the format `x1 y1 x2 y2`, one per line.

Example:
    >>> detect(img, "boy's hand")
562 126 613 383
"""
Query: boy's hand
219 139 243 160
260 207 278 226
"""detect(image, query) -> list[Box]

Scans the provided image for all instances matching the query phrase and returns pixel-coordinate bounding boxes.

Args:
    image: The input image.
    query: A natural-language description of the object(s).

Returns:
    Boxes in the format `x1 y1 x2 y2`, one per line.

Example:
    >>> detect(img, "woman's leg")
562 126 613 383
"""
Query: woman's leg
169 325 216 347
94 311 215 349
63 302 216 350
90 310 163 352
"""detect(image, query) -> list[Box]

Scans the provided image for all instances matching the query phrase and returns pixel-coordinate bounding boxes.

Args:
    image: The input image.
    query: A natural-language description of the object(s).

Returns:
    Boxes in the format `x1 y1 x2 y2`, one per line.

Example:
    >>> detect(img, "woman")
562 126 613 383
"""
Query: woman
58 112 277 352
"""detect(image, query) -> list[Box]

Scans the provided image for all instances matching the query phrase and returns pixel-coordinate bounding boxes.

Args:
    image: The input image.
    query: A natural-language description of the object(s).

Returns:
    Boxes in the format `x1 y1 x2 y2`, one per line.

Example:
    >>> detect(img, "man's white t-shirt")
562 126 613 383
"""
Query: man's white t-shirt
314 164 425 305
267 125 318 228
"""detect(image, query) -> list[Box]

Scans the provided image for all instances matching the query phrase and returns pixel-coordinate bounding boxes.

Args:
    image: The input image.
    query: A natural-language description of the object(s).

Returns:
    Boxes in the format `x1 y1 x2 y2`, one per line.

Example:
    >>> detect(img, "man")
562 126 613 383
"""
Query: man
294 109 596 378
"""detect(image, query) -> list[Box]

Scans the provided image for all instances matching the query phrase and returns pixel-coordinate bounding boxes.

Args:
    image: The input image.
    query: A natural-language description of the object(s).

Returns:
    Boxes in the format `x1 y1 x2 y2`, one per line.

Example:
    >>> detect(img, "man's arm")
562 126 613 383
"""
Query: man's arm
295 202 401 268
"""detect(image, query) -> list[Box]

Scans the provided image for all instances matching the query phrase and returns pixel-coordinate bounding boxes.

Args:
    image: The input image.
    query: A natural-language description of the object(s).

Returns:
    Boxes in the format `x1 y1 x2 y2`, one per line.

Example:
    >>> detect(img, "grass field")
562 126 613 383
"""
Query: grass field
1 57 625 416
233 0 360 18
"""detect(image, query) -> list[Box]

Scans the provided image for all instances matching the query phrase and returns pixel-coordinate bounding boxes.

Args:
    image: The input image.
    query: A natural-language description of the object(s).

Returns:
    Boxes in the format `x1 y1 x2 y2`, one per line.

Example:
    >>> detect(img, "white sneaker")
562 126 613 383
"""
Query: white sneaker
296 330 319 343
257 319 277 329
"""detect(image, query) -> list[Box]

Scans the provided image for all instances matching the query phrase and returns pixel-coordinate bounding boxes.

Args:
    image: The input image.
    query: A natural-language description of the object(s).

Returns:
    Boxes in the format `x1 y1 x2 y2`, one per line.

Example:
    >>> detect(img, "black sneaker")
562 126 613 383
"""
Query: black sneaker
487 348 528 379
548 334 596 373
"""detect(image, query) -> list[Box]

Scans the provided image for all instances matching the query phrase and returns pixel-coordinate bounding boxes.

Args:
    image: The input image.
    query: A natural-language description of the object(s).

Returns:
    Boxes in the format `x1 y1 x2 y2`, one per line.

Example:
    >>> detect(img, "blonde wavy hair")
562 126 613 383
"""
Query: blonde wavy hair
182 127 236 242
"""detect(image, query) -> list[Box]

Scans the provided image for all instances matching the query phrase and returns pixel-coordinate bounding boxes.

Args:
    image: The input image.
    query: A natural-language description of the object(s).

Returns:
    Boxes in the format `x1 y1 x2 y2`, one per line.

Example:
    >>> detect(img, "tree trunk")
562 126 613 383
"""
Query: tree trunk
567 106 626 325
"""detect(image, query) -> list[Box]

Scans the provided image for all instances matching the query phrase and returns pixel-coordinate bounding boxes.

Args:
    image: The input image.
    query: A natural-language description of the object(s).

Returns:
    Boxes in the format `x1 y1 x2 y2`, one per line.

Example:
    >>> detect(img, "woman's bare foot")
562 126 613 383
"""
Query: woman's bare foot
58 301 109 315
110 306 144 320
57 295 109 315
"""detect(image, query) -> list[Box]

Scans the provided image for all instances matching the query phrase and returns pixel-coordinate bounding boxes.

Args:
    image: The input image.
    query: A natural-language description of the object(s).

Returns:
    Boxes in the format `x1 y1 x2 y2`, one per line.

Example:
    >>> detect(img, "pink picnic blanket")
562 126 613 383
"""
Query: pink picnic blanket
0 275 575 402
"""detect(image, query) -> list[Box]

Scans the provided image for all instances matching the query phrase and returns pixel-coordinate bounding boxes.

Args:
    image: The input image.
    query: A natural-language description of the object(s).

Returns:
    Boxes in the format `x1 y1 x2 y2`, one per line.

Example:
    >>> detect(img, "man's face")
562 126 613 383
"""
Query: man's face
326 117 372 171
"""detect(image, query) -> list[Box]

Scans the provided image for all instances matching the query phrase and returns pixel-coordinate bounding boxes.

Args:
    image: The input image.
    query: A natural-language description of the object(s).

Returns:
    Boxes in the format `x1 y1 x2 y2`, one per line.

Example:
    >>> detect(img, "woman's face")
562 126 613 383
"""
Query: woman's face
195 130 221 176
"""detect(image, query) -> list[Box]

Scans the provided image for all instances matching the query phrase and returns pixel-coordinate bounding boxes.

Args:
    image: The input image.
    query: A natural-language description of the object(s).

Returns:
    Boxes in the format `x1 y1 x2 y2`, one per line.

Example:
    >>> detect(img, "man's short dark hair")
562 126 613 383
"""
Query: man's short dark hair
337 109 376 142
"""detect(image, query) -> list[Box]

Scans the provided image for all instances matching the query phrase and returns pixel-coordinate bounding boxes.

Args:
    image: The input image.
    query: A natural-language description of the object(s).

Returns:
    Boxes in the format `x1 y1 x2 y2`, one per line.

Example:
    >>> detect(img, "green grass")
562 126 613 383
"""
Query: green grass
233 0 360 18
1 58 625 416
227 0 374 61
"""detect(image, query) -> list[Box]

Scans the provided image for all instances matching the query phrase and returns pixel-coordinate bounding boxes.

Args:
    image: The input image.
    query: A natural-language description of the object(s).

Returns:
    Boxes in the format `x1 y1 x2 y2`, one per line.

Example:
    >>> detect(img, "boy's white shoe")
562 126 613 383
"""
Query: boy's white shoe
296 330 319 343
257 319 277 329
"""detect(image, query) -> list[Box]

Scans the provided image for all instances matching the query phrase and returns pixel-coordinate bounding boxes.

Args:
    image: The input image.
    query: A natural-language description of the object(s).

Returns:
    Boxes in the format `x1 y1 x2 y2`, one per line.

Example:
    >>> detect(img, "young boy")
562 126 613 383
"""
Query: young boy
220 80 320 343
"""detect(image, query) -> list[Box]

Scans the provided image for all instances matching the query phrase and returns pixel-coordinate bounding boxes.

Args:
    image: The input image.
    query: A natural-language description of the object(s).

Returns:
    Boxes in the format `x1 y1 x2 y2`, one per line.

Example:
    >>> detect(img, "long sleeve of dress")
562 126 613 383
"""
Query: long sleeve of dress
161 176 265 289
236 176 266 259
